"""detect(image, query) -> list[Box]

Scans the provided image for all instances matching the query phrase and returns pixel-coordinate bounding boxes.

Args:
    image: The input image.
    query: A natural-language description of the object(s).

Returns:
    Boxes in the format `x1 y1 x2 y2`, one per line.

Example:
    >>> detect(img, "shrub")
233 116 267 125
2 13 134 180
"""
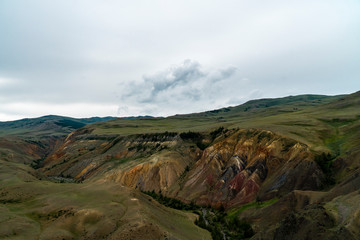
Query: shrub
210 127 225 140
315 152 335 186
180 131 202 140
196 142 209 150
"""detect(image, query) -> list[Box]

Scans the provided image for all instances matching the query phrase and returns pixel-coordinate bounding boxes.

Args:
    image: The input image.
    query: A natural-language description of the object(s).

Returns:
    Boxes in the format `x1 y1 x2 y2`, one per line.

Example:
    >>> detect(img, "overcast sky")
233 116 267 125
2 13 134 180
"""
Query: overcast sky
0 0 359 121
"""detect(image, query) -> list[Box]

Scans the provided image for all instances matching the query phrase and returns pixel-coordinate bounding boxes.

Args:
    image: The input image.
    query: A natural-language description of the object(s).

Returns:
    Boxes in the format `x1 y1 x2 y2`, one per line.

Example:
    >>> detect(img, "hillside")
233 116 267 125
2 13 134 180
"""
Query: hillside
1 92 360 239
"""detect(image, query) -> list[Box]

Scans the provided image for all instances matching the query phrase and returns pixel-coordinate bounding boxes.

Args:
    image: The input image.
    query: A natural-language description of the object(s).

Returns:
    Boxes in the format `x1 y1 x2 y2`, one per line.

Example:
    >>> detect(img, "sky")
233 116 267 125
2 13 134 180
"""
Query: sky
0 0 360 121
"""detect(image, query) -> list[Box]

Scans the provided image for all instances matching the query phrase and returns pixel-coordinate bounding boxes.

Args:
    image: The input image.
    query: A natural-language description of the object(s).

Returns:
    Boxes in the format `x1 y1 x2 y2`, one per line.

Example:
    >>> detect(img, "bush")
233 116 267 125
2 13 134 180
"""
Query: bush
315 152 335 185
196 142 209 150
141 191 198 211
210 127 225 140
180 131 202 140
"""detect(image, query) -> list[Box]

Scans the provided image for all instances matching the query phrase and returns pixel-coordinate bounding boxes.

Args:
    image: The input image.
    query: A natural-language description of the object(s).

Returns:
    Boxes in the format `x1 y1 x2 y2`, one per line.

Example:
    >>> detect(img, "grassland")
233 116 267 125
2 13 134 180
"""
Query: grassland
0 160 210 240
87 93 360 154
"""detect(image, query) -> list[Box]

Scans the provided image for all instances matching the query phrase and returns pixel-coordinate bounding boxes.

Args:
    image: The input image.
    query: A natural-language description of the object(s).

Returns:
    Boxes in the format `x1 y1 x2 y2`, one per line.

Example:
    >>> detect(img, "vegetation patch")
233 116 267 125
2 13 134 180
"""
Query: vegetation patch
315 153 336 186
324 135 345 157
227 198 279 219
210 127 225 140
142 190 198 211
142 190 254 240
180 131 202 140
140 131 178 141
30 158 44 169
281 140 297 152
196 142 210 150
257 131 272 143
107 156 144 168
179 131 211 150
56 119 86 129
319 118 357 128
195 209 253 240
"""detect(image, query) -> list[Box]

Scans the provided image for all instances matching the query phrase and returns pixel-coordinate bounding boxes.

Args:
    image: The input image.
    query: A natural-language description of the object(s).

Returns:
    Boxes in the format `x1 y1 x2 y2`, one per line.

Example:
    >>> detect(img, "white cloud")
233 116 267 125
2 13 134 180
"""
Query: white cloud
117 60 247 116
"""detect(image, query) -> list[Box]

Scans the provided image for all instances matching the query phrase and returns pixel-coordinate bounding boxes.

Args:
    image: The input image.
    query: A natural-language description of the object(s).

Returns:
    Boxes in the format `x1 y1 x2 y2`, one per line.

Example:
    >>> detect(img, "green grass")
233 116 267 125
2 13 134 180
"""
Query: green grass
107 155 146 169
227 198 280 219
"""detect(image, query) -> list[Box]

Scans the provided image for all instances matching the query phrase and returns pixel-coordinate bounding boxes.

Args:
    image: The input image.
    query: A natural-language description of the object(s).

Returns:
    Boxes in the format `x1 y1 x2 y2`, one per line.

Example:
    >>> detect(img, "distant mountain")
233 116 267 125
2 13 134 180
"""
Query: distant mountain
0 115 116 138
121 115 160 119
181 94 346 118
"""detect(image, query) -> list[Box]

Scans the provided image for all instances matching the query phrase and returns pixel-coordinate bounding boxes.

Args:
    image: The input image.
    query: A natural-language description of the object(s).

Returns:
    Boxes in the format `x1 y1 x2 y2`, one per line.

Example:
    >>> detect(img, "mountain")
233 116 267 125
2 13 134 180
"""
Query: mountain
1 92 360 239
121 115 159 119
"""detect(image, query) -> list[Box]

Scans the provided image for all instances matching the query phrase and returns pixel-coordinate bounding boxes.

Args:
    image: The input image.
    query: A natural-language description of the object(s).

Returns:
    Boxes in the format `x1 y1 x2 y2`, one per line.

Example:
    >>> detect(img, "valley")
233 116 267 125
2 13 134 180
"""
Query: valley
1 92 360 239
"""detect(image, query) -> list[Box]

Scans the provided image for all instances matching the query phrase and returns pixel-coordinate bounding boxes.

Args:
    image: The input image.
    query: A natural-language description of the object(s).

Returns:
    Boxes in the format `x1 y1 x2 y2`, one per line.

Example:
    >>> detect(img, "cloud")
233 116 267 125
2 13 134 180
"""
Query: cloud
118 60 243 116
145 59 205 98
